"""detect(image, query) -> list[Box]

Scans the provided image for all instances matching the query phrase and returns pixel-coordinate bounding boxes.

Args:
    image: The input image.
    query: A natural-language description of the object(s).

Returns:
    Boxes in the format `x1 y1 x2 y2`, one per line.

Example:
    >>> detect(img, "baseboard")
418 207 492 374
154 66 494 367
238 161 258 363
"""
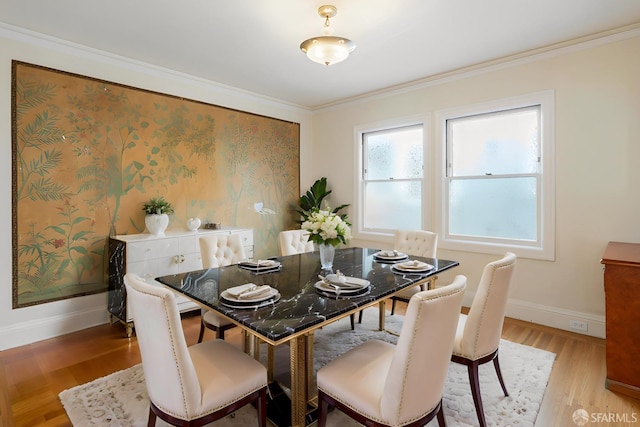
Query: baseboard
606 379 640 400
503 298 605 339
0 306 110 351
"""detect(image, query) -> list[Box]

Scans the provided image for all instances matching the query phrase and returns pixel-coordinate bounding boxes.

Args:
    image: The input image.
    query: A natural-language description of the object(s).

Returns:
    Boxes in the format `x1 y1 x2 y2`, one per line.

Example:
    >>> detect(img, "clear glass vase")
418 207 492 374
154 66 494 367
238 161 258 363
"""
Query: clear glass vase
319 243 335 270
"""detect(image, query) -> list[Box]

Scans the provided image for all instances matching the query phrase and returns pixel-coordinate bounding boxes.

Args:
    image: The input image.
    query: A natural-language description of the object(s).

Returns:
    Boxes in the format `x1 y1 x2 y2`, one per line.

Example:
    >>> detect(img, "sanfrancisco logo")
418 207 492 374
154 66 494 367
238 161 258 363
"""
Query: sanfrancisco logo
573 408 638 425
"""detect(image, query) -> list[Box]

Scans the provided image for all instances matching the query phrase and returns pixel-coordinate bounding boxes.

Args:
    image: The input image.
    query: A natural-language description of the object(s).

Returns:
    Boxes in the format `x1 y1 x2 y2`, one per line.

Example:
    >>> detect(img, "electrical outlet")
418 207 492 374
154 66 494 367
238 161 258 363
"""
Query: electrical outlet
569 320 588 332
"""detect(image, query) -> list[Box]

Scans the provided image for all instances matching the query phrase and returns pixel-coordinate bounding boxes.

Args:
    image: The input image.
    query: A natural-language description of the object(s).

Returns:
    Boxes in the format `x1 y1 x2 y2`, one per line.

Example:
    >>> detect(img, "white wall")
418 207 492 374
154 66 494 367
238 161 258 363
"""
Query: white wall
1 24 638 349
309 30 640 338
0 24 314 350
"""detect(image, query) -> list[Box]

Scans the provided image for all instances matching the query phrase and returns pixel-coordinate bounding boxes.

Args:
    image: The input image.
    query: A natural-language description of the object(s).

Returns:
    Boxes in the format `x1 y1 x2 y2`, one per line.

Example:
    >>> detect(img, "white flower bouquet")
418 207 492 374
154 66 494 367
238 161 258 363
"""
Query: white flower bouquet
302 208 352 247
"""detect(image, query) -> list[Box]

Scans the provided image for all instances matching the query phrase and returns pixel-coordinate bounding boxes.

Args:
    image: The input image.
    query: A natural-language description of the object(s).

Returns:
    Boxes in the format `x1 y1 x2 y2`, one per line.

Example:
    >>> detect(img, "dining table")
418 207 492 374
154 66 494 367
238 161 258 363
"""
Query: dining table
155 246 459 427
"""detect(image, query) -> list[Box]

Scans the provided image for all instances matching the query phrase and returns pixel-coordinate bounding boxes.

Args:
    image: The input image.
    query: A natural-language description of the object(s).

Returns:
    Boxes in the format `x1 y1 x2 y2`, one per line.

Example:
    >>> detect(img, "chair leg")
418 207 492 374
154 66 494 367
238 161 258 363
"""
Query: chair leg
217 327 224 340
436 401 446 427
358 309 363 324
317 390 329 427
391 298 396 315
147 407 156 427
493 353 509 396
467 360 487 427
197 318 206 343
257 387 267 427
350 313 355 330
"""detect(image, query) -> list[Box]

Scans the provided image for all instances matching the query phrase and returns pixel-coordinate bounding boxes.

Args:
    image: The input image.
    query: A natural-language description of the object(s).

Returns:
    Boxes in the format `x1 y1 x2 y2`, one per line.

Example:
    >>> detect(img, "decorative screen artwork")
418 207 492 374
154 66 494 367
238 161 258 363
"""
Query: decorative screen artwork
12 61 300 308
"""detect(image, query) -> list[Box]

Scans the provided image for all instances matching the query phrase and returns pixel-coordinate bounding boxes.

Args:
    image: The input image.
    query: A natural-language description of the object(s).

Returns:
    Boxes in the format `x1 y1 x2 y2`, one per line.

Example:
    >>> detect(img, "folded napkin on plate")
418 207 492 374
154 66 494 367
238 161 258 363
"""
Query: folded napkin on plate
378 250 402 257
398 260 431 269
226 283 273 299
241 259 280 268
322 273 365 289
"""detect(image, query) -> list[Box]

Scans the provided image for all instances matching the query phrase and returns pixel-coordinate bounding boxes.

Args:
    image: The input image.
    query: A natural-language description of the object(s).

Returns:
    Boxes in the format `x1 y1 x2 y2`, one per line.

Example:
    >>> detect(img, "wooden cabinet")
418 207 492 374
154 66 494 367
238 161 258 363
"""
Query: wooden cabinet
108 228 253 336
601 241 640 399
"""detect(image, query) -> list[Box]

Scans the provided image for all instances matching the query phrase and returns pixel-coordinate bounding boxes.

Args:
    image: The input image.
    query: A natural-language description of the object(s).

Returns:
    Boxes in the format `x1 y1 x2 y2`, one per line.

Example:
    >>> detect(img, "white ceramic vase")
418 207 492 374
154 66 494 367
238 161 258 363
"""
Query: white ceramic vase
186 217 201 231
145 214 169 234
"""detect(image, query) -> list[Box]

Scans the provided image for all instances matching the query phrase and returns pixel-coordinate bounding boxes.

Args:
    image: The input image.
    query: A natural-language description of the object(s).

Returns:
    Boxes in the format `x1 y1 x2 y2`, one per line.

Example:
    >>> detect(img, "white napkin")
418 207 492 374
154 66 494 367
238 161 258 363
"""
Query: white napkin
325 272 347 284
323 272 366 289
226 283 272 299
376 250 405 258
383 250 400 257
398 260 431 270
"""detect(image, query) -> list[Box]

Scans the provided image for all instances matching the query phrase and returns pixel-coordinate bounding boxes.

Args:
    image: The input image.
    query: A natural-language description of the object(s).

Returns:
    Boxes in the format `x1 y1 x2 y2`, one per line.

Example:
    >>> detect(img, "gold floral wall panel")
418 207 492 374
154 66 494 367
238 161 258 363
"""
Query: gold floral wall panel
12 61 300 308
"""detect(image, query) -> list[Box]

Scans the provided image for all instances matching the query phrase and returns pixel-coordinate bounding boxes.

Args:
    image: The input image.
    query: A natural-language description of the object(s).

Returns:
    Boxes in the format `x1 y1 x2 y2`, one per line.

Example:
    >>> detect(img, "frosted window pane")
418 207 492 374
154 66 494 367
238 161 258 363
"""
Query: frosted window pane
449 108 539 176
365 126 422 180
364 181 421 230
449 177 537 240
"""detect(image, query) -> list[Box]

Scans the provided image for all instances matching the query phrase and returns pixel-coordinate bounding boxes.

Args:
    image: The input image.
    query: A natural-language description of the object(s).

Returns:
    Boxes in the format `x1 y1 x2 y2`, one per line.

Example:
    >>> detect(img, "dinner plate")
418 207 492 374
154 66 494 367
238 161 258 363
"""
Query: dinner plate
391 261 434 274
314 279 370 295
239 259 281 267
314 282 371 299
220 286 279 303
238 260 282 272
324 274 370 287
373 250 408 261
220 292 280 309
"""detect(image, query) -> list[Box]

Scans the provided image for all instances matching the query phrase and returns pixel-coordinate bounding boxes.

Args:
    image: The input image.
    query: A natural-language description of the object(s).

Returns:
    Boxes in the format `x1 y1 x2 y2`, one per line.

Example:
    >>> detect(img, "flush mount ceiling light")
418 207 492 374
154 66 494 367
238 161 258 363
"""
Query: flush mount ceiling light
300 5 356 66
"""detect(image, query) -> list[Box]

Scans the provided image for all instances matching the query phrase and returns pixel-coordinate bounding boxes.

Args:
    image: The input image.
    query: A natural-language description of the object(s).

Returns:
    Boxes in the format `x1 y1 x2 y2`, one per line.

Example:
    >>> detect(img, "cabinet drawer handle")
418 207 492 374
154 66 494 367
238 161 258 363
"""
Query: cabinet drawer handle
174 254 185 264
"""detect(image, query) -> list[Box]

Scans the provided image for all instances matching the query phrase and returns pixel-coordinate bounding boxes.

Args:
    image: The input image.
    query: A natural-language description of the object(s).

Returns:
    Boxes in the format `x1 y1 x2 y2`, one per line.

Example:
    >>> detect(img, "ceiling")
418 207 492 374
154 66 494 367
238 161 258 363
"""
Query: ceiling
2 0 640 110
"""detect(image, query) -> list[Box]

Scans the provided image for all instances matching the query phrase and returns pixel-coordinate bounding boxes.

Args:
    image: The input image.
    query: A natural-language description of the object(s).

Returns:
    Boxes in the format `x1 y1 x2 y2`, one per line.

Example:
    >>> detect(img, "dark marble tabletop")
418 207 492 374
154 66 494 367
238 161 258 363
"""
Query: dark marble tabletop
156 247 459 344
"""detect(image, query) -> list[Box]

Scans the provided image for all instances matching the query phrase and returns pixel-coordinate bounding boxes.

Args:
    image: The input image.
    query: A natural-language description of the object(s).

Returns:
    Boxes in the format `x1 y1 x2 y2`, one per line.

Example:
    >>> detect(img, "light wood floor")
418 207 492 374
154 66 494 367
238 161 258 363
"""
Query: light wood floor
1 307 639 427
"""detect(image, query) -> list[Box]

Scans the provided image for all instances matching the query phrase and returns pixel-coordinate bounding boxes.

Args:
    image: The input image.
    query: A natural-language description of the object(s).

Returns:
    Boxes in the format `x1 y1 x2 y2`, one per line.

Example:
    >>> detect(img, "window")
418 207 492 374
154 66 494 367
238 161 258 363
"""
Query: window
435 91 555 260
356 118 427 237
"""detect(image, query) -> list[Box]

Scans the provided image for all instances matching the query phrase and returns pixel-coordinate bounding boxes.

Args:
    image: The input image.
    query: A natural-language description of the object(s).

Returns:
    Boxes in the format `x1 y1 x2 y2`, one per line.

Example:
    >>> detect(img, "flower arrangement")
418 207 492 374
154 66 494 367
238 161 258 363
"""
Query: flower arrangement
142 196 174 215
302 208 352 247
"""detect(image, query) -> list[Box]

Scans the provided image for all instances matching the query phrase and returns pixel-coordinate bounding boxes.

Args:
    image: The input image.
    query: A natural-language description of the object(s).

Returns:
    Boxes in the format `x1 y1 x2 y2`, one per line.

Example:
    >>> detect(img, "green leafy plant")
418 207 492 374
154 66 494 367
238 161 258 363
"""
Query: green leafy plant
296 177 349 223
142 196 175 215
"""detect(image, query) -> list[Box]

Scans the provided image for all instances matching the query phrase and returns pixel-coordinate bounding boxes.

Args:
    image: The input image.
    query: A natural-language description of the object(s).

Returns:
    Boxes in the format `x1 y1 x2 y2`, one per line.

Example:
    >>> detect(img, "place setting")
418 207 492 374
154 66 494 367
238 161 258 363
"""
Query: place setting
237 258 282 274
373 249 409 264
314 270 371 298
391 259 435 275
219 282 280 309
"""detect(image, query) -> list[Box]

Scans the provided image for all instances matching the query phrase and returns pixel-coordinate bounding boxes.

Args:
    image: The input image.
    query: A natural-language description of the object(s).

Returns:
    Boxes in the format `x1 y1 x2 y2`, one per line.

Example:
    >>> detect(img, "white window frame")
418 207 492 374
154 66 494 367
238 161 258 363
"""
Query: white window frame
434 91 555 261
353 114 431 243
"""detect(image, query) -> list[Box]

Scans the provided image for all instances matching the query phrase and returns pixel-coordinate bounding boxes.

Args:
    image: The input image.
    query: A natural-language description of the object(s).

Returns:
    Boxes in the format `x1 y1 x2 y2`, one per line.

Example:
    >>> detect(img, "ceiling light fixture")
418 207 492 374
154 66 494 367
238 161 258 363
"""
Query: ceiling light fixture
300 5 356 66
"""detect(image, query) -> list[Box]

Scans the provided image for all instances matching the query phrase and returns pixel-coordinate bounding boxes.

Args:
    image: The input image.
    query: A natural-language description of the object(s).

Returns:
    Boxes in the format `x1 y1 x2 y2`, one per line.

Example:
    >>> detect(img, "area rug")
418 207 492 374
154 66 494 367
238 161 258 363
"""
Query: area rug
59 309 555 426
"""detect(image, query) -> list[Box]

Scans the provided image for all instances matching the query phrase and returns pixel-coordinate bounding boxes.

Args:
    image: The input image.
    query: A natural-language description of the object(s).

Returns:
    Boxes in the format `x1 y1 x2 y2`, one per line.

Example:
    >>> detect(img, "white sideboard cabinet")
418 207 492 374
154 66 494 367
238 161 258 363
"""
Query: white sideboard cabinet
108 228 253 336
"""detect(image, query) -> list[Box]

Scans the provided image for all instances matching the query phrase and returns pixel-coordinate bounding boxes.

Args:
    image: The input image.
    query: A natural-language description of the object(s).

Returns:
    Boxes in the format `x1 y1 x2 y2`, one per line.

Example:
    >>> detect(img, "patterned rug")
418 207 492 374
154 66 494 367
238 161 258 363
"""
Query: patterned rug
59 309 555 426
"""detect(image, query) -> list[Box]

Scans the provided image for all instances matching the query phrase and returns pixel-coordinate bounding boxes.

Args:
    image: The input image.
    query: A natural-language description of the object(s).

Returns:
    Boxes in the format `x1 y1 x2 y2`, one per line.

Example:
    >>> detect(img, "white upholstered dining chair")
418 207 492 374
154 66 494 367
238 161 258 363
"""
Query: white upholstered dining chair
278 229 314 256
316 275 467 427
200 233 247 270
124 273 267 427
389 229 438 315
197 233 247 343
451 252 516 427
